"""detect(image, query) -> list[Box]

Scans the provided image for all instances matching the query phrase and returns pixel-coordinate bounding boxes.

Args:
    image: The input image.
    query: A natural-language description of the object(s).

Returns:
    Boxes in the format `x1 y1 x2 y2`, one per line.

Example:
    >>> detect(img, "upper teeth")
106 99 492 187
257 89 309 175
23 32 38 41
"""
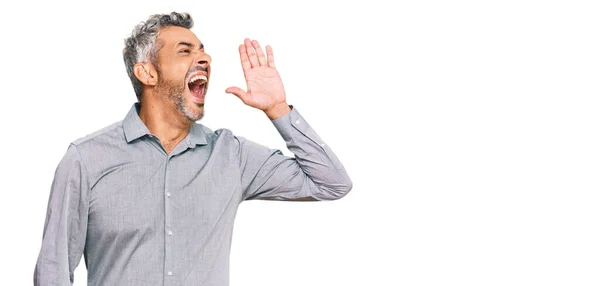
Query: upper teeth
190 75 207 84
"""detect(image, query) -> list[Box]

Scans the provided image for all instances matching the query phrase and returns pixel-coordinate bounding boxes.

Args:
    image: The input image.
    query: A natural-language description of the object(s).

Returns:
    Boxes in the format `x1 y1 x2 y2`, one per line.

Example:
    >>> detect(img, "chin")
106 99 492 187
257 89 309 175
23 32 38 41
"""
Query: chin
182 103 204 122
173 92 204 122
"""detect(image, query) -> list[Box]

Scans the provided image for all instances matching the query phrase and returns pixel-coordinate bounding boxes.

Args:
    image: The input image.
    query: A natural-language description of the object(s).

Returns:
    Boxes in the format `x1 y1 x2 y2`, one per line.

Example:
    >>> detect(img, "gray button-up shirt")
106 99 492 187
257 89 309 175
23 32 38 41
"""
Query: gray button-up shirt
34 102 352 286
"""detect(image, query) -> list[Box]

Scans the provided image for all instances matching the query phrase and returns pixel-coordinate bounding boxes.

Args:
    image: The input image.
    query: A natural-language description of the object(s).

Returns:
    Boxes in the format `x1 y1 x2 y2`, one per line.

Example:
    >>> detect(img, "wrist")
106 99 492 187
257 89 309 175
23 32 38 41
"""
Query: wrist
265 103 291 120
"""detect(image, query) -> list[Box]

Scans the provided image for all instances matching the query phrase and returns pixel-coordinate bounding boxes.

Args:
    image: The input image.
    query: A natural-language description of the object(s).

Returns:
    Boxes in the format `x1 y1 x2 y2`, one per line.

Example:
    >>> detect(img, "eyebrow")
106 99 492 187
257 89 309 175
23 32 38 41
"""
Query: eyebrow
177 41 204 50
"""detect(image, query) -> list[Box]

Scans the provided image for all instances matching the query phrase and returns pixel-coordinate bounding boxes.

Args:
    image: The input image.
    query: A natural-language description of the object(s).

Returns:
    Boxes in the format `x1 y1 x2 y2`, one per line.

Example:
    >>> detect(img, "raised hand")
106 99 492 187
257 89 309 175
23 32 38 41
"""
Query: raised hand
225 38 291 120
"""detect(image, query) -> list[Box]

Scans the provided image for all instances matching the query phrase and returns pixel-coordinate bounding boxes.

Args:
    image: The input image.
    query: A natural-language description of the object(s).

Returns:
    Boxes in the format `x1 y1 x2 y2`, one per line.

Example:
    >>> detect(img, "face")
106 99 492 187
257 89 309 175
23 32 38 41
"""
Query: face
153 26 212 122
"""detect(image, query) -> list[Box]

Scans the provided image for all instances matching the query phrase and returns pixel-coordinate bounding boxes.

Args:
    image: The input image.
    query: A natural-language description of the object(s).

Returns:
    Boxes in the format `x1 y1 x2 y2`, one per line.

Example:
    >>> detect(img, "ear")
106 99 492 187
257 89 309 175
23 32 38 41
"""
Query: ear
133 62 158 87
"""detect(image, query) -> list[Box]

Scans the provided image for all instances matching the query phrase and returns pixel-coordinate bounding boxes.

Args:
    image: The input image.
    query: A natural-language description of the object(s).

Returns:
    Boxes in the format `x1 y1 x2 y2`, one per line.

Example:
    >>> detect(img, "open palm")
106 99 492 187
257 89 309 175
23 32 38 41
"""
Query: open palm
225 39 287 113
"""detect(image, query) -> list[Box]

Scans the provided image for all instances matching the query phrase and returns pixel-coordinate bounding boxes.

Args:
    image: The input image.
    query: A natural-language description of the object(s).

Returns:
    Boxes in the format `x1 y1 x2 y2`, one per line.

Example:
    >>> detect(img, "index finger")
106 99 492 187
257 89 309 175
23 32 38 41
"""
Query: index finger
266 45 276 68
239 44 251 74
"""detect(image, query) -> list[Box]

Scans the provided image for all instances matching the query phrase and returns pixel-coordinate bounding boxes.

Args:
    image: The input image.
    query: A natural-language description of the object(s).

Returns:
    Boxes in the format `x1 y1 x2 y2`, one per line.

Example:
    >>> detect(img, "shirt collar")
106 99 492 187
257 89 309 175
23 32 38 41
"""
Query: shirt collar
123 102 208 146
187 121 209 146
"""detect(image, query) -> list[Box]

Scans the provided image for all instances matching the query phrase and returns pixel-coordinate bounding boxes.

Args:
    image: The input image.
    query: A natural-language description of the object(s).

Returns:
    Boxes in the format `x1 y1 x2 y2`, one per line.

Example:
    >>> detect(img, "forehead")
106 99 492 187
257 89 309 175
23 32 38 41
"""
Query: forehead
156 26 201 47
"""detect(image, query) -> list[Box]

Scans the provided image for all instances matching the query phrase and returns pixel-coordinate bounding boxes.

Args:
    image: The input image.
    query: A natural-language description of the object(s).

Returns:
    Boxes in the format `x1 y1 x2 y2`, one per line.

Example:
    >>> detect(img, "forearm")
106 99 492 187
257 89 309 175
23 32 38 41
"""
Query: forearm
270 105 353 200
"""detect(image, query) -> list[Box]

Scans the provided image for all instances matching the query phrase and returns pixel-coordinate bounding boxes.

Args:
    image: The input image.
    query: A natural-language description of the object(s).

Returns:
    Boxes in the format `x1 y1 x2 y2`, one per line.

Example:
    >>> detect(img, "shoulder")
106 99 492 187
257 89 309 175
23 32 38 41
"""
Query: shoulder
200 124 240 141
70 120 124 147
199 125 255 153
61 121 125 167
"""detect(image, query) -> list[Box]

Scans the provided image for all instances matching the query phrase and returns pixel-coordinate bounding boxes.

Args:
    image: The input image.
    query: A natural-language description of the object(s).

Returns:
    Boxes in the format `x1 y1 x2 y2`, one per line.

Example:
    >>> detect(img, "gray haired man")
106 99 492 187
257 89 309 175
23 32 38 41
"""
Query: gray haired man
34 12 352 286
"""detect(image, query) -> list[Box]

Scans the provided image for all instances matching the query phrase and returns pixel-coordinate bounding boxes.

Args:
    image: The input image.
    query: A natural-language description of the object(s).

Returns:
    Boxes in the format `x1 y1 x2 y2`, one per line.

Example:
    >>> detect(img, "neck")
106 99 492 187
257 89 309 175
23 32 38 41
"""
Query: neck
138 95 191 153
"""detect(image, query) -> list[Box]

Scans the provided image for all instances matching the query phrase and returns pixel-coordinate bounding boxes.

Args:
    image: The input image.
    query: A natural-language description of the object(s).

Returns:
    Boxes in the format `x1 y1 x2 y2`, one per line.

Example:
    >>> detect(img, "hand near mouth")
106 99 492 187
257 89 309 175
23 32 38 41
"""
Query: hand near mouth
225 38 291 120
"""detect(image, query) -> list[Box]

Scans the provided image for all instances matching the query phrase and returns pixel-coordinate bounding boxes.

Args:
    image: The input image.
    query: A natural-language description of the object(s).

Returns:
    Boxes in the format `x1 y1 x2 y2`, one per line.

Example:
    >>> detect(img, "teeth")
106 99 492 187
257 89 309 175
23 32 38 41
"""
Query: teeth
189 75 207 84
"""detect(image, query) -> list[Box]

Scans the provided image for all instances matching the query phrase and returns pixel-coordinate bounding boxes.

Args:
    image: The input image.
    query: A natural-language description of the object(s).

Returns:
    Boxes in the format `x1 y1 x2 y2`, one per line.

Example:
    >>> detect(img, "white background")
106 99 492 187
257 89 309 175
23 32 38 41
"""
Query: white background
1 0 599 285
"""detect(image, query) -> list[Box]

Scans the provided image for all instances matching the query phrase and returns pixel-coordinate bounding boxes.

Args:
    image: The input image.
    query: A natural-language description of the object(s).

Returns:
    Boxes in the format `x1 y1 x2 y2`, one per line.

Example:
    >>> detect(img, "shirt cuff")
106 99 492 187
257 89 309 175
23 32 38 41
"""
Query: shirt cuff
271 105 311 142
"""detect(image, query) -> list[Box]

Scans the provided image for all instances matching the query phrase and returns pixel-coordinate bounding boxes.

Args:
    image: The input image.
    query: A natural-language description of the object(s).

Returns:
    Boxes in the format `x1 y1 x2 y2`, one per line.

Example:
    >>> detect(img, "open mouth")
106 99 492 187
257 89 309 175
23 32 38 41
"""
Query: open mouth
187 74 208 102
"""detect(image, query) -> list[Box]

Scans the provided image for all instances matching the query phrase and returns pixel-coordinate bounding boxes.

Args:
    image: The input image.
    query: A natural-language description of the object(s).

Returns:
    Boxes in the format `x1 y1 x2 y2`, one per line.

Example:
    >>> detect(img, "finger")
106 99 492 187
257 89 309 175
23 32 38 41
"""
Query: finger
266 45 276 68
238 44 251 74
252 40 267 66
244 38 259 68
225 86 249 103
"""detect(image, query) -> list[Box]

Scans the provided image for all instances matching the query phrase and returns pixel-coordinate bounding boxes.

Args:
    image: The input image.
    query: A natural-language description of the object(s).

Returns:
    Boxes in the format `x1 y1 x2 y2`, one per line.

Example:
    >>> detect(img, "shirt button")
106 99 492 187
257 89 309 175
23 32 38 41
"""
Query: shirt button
168 271 173 276
168 231 173 236
295 119 300 125
167 192 171 198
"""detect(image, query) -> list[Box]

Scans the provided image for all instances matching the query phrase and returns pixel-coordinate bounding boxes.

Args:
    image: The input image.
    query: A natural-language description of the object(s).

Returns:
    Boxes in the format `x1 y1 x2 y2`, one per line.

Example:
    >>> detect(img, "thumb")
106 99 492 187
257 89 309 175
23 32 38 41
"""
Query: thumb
225 86 248 103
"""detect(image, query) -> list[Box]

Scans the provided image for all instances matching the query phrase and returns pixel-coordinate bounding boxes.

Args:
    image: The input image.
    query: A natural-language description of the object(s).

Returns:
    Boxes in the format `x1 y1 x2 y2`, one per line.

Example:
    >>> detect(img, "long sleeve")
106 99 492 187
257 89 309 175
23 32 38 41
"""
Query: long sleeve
239 105 353 201
34 144 90 285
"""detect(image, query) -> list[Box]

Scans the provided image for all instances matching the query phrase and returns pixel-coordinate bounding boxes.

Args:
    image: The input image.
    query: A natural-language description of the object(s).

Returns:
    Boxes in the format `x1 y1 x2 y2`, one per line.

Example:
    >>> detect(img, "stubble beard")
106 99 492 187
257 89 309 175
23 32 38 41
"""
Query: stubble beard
155 75 204 122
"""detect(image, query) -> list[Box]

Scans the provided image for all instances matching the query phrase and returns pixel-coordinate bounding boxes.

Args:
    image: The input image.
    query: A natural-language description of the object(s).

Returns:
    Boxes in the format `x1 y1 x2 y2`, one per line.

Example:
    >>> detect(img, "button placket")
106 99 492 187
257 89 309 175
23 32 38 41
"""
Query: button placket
164 156 174 283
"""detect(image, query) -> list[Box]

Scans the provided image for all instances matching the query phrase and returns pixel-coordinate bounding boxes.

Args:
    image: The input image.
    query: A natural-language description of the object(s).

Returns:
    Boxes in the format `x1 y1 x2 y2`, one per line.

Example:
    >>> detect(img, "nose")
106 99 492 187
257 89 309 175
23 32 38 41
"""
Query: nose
195 52 211 68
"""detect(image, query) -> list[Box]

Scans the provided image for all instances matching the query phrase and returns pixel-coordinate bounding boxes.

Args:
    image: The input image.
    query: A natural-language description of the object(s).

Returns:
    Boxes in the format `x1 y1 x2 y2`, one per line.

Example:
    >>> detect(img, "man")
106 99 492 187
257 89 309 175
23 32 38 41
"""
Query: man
34 12 352 286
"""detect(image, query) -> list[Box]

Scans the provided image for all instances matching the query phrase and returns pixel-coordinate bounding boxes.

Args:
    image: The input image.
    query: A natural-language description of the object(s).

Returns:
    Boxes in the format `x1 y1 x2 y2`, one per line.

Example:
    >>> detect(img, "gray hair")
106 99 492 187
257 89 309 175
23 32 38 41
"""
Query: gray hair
123 12 194 101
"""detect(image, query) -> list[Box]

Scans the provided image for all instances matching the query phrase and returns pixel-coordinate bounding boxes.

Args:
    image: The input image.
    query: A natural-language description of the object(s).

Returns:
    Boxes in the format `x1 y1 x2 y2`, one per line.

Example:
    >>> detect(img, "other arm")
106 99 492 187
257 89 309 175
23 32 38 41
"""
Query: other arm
34 144 89 285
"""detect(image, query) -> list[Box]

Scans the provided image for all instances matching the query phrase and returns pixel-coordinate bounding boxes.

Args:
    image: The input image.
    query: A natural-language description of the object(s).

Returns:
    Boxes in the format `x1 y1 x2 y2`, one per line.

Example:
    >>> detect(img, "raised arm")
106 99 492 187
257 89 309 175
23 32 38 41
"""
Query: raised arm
225 38 352 201
238 105 352 201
